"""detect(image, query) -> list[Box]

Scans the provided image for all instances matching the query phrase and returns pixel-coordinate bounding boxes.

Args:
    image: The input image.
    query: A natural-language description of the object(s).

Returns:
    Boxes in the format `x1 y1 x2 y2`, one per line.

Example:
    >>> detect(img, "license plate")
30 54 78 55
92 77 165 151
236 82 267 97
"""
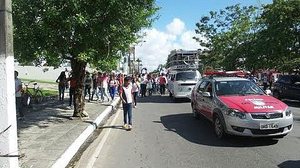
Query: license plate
260 123 279 130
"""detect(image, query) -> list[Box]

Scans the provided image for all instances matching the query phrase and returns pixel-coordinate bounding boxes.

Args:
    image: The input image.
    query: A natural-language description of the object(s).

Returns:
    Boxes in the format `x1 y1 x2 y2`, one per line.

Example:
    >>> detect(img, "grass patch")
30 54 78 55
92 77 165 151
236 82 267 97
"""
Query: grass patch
27 88 58 97
43 89 58 97
21 78 56 84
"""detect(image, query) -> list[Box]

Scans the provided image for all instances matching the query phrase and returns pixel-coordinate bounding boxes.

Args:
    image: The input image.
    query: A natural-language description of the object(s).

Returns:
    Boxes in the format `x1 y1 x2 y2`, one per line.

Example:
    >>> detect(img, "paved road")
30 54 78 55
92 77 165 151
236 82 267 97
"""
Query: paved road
74 95 300 168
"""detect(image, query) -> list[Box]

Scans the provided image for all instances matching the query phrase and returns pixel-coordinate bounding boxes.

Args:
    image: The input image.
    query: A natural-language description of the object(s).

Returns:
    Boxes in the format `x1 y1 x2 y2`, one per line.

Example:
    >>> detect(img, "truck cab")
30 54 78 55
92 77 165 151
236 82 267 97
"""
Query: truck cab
165 49 201 101
168 70 201 100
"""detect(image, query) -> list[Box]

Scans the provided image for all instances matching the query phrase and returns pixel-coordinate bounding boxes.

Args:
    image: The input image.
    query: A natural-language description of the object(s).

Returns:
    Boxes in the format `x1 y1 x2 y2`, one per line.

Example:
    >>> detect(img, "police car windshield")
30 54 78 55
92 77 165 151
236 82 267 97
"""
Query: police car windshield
176 71 196 81
215 80 265 96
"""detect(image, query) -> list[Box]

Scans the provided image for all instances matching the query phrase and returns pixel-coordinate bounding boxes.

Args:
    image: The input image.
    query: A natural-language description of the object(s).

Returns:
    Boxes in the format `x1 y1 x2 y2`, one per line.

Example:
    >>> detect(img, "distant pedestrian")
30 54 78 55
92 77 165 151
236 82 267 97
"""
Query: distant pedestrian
140 74 147 97
132 77 140 108
65 68 70 90
91 72 99 101
262 74 268 90
248 74 258 84
98 72 110 102
109 74 119 101
146 74 153 96
56 71 67 101
15 71 24 120
269 74 274 89
120 77 134 130
84 71 92 102
118 73 124 95
68 72 76 108
159 73 167 95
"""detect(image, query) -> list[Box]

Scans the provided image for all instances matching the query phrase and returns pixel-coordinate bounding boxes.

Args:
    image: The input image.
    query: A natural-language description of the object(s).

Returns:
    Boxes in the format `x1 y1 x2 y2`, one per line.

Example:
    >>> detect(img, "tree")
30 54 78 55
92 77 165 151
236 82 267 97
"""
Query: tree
13 0 158 117
255 0 300 72
194 4 259 70
194 1 300 73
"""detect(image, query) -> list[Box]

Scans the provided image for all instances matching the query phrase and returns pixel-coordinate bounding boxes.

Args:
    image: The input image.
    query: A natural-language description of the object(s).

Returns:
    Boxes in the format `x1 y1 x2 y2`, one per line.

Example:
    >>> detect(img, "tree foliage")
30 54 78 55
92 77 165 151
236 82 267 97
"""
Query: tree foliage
13 0 158 67
195 0 300 72
255 0 300 72
13 0 158 117
194 4 258 70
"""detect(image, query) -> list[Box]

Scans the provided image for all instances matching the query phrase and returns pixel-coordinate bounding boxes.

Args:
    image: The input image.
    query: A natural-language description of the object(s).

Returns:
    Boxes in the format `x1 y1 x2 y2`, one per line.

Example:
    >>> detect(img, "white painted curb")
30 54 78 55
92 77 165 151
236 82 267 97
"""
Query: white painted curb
51 97 120 168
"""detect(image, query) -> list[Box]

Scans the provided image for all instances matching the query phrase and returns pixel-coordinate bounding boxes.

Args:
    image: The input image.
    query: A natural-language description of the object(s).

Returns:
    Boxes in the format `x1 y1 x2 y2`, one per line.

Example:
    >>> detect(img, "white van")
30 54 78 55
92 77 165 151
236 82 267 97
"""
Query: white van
168 70 201 100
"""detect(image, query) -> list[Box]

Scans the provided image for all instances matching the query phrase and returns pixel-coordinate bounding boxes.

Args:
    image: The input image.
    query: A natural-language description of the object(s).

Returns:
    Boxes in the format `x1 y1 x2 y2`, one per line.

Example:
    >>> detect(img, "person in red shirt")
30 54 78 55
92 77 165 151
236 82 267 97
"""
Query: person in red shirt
68 72 76 107
159 73 167 95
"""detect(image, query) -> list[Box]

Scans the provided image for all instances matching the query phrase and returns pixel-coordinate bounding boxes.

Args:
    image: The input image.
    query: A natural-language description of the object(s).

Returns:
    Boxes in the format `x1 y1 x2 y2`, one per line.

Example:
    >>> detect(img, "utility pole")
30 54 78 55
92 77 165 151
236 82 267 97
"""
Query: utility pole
0 0 19 167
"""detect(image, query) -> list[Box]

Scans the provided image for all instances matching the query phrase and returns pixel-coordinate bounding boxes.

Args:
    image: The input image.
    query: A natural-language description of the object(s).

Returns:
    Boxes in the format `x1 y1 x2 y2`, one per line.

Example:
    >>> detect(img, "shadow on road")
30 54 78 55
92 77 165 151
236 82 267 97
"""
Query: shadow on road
160 113 279 147
137 94 190 104
17 99 75 131
278 160 300 168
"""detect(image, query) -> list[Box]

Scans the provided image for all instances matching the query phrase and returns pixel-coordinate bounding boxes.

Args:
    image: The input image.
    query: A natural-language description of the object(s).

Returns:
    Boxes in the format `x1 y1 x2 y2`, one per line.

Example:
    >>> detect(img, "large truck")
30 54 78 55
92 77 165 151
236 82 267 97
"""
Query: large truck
166 50 201 101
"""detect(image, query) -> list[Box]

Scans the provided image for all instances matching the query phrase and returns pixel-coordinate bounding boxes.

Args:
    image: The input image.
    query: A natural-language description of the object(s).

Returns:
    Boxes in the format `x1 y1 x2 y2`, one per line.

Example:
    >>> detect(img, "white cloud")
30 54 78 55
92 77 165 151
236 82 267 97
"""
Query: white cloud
166 18 186 35
135 18 205 72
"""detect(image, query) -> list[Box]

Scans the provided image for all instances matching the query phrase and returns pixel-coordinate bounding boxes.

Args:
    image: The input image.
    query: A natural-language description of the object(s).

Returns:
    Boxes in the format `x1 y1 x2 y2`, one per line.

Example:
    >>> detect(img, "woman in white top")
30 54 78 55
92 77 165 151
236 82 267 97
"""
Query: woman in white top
120 77 134 130
132 77 140 108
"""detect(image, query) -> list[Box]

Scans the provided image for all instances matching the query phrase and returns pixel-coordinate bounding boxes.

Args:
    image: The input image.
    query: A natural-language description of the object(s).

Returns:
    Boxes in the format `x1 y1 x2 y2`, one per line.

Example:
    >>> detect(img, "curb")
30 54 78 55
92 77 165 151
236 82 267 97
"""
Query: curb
51 97 121 168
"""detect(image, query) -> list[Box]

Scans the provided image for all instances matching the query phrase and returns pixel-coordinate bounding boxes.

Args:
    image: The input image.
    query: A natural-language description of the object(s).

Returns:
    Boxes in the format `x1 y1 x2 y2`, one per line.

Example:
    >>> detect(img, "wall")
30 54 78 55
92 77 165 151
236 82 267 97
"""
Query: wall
15 65 94 81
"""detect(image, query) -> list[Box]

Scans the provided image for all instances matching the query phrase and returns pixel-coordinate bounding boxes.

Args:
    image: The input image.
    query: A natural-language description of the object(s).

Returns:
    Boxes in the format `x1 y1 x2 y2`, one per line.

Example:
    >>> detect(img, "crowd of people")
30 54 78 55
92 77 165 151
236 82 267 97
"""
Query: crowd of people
54 70 170 130
55 70 170 107
14 68 169 127
246 73 275 91
54 70 169 128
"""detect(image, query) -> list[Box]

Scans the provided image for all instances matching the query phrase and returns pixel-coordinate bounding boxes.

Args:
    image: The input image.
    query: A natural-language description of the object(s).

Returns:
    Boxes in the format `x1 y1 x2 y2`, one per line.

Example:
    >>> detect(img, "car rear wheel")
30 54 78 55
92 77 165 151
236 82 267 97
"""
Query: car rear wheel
214 115 226 139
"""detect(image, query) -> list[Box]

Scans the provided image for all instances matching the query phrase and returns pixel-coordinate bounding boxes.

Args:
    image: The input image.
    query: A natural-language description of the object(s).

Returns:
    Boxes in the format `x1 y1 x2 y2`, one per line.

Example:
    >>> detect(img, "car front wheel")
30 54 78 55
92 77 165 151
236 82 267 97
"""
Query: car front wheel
214 115 226 139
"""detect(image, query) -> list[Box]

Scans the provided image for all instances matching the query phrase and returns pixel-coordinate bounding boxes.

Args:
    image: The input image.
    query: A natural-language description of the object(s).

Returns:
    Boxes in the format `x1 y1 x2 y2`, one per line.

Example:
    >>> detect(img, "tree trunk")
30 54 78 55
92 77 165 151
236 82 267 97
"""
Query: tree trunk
71 58 87 117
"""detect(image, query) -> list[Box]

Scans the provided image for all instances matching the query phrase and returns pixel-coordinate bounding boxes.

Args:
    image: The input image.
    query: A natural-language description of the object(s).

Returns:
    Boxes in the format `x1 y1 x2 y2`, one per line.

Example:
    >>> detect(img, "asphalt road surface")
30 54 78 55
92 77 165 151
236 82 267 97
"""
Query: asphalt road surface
74 95 300 168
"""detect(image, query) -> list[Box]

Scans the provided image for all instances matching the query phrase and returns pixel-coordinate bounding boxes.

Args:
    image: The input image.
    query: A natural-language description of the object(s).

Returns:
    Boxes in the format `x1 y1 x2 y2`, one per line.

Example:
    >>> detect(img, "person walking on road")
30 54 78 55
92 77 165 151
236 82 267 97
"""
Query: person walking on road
109 74 119 101
262 74 268 91
56 71 67 102
68 72 76 108
159 73 167 95
132 77 140 108
15 71 24 120
91 72 99 101
140 74 147 97
146 74 153 96
120 77 134 130
84 71 93 102
97 72 110 102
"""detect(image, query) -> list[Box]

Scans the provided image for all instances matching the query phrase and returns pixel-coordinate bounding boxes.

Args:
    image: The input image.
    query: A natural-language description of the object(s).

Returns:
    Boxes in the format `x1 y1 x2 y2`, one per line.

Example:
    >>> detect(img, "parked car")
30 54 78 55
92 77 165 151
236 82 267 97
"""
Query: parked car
191 76 293 139
272 75 300 101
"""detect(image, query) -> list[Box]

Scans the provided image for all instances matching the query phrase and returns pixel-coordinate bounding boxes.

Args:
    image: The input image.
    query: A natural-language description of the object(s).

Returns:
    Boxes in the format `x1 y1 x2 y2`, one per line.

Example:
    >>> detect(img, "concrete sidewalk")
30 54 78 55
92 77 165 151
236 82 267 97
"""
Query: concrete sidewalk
17 97 120 168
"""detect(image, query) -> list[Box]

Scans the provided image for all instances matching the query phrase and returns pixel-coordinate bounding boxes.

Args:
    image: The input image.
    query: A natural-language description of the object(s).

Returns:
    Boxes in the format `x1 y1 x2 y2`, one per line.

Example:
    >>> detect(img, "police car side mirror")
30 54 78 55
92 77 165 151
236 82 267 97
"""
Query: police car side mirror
265 89 272 96
202 92 211 97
